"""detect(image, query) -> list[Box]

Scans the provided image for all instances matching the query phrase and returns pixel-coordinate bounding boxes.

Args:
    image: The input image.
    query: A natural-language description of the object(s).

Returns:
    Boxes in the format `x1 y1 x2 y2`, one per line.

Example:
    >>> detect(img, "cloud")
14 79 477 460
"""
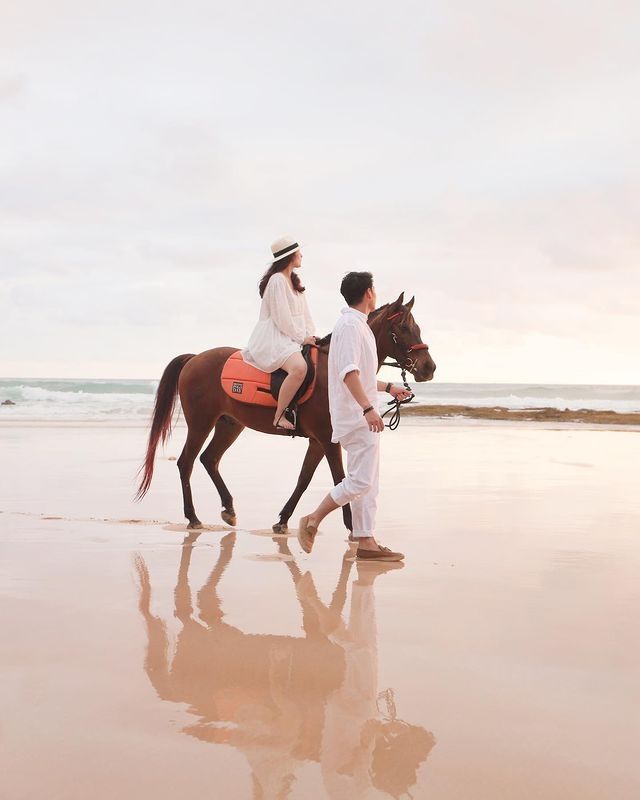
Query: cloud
1 1 639 381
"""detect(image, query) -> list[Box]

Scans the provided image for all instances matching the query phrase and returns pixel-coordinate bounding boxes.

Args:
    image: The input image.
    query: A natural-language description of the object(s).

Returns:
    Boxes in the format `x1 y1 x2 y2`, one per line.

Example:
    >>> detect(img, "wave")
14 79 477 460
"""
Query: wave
0 379 157 396
409 392 640 413
16 385 153 404
408 383 640 413
0 380 157 419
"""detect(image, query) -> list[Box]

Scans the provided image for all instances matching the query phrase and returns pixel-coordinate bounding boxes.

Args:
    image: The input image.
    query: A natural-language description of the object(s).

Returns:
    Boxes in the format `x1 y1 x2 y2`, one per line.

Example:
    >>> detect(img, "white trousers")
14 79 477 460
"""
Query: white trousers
330 426 380 538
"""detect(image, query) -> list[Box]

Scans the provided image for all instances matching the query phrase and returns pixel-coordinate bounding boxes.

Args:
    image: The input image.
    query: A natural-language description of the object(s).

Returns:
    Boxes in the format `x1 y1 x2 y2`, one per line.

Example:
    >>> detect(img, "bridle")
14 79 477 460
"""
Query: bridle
383 310 429 372
380 310 429 430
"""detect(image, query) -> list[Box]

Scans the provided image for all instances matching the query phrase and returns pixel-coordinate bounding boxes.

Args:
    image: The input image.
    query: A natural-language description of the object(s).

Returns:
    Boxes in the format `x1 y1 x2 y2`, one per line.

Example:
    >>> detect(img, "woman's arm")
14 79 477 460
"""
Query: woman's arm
265 274 304 344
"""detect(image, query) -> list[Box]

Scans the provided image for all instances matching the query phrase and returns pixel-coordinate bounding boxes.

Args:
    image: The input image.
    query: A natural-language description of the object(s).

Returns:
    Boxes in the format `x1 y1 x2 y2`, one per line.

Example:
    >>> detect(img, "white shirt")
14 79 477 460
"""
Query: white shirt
242 272 315 373
328 307 379 443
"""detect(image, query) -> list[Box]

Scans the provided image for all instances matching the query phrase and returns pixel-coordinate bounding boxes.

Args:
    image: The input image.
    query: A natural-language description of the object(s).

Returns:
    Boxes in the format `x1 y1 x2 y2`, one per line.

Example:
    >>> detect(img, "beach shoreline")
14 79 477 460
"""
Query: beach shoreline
2 410 639 432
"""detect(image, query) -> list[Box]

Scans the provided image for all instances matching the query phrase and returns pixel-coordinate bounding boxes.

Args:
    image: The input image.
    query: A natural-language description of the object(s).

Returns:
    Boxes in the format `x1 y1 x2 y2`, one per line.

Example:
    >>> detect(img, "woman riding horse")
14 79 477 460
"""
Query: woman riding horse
242 236 316 431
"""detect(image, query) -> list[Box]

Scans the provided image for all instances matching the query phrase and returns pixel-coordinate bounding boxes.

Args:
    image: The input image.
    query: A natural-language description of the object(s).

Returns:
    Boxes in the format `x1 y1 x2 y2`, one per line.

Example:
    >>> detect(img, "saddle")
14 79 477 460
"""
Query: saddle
220 344 319 409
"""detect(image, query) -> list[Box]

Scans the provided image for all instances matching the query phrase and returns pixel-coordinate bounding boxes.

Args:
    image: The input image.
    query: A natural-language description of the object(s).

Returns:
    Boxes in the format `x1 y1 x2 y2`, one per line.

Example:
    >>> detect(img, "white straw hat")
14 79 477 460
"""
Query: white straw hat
270 235 301 263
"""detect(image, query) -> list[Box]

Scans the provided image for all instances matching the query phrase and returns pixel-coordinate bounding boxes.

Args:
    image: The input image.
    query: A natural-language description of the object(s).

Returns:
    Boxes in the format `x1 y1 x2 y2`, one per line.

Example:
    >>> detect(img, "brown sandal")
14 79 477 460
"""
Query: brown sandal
274 408 297 432
274 410 295 431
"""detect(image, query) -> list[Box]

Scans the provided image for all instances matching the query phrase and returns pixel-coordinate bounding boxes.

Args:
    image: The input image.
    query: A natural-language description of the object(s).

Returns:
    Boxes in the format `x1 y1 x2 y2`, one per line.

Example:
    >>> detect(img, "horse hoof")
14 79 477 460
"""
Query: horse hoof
221 510 237 526
187 521 203 530
272 522 288 534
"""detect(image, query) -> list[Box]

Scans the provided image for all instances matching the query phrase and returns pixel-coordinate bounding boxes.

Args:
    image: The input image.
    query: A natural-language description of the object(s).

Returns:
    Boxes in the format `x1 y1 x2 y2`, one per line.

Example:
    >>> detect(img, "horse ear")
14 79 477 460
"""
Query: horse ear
405 296 415 312
392 292 404 309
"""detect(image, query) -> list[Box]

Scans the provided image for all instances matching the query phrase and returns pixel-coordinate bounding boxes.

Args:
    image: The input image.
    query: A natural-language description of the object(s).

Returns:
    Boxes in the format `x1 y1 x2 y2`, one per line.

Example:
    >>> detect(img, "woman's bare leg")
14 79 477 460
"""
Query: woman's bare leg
274 351 307 430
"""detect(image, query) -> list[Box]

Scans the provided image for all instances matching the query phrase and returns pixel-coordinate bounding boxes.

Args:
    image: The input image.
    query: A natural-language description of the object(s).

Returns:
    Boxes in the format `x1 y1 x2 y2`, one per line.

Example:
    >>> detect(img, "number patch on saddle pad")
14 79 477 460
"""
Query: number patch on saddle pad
232 382 243 394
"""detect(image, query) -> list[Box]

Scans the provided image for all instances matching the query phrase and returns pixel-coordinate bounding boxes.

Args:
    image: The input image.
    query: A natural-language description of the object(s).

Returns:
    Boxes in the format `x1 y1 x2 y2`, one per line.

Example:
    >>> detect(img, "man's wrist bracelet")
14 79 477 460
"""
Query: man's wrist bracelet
385 382 392 394
362 405 374 416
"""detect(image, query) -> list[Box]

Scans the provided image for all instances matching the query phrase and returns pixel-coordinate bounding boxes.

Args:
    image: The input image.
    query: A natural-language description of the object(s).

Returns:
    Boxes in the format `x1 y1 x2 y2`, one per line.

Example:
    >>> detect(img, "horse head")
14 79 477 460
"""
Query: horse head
372 292 436 382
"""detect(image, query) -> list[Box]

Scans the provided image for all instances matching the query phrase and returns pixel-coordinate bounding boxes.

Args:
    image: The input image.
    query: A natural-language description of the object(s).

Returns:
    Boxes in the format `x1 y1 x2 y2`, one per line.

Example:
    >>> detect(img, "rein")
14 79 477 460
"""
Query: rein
380 311 427 431
380 364 414 430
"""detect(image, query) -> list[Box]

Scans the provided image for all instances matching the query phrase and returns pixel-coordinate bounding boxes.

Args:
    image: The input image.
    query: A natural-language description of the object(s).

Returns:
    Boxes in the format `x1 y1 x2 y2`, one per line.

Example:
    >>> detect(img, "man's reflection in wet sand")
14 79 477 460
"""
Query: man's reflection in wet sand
134 534 435 798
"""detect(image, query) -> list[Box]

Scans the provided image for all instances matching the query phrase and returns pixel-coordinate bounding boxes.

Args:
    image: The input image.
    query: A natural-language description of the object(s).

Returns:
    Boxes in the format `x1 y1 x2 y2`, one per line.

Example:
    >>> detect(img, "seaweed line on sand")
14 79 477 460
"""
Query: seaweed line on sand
404 405 640 426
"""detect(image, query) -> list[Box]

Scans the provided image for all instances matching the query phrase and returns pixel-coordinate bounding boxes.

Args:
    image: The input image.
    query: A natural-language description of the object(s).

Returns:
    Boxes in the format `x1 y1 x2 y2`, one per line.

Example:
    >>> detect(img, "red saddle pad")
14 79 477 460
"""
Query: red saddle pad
220 349 319 407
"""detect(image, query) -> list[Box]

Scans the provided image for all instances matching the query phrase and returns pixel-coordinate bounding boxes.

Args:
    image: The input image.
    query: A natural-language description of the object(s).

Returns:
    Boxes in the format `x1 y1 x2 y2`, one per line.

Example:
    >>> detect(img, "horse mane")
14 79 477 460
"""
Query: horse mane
316 304 391 350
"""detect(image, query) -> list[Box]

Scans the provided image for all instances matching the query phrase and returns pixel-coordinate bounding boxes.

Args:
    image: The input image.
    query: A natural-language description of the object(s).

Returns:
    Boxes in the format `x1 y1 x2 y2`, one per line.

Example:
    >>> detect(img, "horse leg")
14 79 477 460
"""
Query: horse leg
199 415 245 526
273 438 325 533
177 425 213 529
322 441 353 533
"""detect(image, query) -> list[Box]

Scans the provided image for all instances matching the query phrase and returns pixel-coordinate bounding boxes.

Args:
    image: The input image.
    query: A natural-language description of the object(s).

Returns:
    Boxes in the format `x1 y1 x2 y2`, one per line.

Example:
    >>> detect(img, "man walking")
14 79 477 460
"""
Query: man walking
298 272 410 561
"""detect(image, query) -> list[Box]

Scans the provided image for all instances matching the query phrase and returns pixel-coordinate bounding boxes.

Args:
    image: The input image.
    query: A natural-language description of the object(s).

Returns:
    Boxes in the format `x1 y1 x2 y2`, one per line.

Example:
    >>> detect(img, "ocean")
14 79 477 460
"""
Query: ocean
1 378 639 421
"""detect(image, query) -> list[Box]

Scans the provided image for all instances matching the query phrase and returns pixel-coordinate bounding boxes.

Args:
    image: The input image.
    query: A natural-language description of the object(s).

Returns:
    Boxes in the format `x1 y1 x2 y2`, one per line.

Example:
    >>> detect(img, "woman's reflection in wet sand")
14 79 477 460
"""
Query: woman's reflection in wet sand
133 534 435 798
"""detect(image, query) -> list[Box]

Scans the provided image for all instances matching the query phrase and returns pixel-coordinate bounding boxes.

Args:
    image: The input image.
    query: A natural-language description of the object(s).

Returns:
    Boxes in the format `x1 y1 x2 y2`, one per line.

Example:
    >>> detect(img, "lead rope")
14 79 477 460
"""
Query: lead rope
380 362 415 430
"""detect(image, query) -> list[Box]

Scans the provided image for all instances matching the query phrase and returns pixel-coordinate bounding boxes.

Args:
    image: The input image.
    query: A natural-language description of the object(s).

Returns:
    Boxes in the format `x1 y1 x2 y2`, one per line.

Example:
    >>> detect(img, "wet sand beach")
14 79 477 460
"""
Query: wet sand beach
1 420 639 799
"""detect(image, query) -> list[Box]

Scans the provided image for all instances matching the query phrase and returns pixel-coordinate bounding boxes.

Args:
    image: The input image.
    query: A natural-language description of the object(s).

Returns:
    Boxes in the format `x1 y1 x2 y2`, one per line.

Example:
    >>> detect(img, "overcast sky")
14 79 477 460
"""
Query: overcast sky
1 0 639 383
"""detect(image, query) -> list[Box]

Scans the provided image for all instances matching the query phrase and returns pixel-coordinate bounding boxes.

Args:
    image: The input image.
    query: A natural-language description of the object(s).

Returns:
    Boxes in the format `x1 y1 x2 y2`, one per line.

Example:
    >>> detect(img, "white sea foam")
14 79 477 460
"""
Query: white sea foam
407 383 640 413
409 388 640 413
0 379 158 420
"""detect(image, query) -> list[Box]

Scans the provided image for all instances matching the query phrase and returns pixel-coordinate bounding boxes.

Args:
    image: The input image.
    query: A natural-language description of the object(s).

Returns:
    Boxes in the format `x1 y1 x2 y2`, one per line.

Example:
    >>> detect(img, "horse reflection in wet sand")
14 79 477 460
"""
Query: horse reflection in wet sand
134 535 435 799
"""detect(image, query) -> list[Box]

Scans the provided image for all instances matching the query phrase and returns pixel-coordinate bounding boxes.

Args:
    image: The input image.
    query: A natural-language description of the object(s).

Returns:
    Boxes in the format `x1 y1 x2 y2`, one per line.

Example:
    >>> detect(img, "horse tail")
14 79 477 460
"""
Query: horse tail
136 354 195 500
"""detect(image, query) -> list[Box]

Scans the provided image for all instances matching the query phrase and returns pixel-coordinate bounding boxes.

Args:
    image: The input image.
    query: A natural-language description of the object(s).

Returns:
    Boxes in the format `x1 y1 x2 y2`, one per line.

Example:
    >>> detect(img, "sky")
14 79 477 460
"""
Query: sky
1 0 639 384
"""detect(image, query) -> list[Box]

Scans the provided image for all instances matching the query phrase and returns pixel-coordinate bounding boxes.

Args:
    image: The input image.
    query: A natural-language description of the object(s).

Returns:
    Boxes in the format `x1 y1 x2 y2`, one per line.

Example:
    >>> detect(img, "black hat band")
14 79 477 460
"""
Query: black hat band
273 242 299 259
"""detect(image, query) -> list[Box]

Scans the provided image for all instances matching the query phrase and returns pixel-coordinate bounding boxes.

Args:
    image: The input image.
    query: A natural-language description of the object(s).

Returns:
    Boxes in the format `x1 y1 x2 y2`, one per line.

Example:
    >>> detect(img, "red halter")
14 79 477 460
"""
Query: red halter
381 310 425 430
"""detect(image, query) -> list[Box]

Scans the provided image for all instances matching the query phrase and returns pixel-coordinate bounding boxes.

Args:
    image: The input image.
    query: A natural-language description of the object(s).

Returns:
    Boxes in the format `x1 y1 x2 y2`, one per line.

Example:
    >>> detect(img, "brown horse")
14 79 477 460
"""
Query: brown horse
136 292 436 531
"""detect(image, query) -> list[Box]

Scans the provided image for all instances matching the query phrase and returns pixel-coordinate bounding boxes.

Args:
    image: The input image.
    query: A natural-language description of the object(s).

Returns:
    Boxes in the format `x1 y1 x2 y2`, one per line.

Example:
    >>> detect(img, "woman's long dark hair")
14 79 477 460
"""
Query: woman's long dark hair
258 253 306 298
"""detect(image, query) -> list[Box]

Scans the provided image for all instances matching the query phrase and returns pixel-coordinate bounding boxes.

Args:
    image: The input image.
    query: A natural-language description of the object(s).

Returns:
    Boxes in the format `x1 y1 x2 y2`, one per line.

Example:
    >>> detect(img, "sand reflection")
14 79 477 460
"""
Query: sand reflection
134 534 435 798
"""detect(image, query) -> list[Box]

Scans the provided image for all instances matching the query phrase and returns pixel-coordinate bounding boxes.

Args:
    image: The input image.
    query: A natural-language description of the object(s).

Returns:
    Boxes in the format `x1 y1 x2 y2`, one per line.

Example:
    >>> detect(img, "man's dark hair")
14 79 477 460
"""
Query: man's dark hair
340 271 373 306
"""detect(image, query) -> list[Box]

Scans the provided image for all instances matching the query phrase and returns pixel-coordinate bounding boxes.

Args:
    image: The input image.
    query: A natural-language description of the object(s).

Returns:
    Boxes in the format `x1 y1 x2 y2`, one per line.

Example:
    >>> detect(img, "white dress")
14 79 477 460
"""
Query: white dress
242 272 316 373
